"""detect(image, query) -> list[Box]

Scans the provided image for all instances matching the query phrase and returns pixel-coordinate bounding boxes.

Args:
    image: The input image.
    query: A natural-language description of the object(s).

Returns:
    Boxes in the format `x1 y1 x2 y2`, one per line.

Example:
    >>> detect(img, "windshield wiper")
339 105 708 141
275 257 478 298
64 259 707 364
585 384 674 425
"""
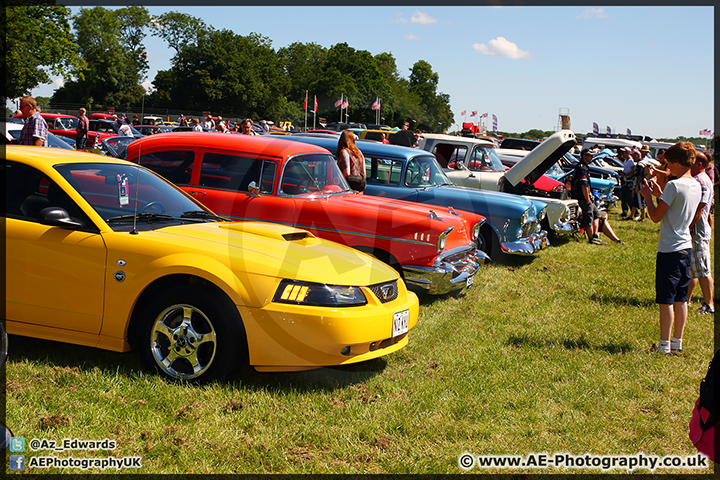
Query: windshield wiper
106 213 176 223
180 210 227 221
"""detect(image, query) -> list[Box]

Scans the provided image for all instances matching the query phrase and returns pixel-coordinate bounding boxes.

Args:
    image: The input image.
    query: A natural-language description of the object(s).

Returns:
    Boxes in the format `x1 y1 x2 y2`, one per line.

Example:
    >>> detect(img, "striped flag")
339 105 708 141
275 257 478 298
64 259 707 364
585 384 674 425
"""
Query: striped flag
699 129 714 137
334 94 343 108
606 126 611 136
626 128 631 139
461 110 466 116
480 113 488 118
470 110 477 117
492 114 498 138
342 98 349 109
313 95 318 113
592 122 598 136
303 91 308 110
371 97 381 110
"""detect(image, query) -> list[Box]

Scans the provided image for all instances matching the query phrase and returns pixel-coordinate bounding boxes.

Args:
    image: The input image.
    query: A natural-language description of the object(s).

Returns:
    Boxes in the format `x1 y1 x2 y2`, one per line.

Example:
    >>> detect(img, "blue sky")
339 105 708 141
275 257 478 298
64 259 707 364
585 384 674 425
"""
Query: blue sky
21 6 714 139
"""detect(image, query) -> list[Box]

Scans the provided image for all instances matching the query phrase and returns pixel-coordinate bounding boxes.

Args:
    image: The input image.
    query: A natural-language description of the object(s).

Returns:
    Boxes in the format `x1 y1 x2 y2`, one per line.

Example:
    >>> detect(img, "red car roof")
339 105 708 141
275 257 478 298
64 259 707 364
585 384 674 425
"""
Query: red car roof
127 132 332 160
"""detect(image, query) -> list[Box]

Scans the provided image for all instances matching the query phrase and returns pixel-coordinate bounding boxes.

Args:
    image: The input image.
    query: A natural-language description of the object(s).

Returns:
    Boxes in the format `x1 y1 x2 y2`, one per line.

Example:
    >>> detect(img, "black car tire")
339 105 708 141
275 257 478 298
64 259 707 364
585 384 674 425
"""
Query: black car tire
138 285 247 383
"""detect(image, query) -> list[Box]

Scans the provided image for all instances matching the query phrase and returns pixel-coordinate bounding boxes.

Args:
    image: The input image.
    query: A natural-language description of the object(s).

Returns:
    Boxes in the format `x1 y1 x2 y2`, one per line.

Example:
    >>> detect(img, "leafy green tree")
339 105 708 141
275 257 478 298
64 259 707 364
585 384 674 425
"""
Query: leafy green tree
51 6 151 108
277 42 328 112
158 29 288 118
150 11 209 54
5 4 86 99
407 60 453 131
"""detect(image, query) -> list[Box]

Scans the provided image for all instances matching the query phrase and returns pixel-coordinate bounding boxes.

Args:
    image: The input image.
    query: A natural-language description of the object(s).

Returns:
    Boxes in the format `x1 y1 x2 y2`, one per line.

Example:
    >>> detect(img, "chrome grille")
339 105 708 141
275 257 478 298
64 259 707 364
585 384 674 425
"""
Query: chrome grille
369 280 399 303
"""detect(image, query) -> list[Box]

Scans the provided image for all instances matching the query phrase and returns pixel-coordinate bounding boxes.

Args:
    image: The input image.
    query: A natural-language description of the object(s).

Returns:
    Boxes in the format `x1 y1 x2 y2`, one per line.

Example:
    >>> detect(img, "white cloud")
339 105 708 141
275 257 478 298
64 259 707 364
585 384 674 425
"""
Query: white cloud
142 79 155 93
576 8 607 19
54 78 64 88
405 34 420 40
393 13 407 24
472 37 530 59
411 11 437 25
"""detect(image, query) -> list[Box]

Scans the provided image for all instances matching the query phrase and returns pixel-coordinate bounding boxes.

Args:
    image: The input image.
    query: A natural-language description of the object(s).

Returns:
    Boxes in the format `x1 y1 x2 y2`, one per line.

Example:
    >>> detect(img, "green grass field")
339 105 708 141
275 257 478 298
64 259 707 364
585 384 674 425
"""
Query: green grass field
4 210 716 474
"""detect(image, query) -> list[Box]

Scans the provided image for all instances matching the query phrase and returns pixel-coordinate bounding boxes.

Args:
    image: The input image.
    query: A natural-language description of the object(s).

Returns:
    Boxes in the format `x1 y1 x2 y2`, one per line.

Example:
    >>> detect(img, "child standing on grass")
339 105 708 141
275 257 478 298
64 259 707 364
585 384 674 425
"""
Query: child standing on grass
640 141 701 355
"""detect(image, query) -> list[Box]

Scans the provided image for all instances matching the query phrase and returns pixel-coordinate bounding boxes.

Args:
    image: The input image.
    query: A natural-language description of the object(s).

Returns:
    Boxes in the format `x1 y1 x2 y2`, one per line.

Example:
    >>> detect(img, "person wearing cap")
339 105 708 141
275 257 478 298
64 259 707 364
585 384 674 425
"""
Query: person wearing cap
640 141 701 355
391 121 417 147
570 148 623 245
117 118 134 137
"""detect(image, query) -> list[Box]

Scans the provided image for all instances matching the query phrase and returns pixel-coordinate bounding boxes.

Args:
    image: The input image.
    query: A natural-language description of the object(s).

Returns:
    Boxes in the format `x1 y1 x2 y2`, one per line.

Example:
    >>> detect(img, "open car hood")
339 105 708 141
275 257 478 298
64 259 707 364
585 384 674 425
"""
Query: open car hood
504 130 577 187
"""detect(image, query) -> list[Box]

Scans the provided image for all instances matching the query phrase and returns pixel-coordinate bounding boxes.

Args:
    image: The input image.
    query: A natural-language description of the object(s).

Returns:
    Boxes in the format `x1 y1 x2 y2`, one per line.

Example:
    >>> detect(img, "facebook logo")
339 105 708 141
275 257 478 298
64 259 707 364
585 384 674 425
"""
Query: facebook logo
10 455 25 470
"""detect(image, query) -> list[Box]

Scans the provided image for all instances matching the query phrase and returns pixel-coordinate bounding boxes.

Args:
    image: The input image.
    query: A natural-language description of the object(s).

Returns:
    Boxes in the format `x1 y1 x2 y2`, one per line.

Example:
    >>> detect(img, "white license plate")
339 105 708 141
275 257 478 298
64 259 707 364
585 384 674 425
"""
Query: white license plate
392 309 410 337
467 274 474 289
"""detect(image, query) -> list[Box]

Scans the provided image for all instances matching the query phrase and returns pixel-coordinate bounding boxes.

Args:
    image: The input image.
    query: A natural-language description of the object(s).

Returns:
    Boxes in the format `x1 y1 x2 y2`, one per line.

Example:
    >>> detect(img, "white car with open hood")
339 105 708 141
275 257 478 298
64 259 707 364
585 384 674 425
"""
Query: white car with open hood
419 130 581 235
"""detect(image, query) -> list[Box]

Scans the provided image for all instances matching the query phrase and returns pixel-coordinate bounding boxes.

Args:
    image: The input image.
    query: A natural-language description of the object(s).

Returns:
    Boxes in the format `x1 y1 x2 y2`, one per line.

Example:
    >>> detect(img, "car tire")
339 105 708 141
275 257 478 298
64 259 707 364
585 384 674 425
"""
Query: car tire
138 285 247 383
480 226 503 263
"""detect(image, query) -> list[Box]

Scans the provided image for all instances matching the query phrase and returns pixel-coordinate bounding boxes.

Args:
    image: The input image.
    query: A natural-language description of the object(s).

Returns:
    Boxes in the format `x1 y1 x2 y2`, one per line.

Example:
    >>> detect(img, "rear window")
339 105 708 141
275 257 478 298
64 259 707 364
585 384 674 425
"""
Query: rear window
137 150 195 185
200 152 260 192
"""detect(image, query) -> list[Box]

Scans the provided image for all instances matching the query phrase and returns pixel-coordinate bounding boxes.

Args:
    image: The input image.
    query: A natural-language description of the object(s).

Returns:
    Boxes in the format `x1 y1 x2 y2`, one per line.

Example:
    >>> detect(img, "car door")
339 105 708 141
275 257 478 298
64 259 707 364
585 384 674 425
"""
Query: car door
4 161 106 335
190 151 295 226
364 156 418 202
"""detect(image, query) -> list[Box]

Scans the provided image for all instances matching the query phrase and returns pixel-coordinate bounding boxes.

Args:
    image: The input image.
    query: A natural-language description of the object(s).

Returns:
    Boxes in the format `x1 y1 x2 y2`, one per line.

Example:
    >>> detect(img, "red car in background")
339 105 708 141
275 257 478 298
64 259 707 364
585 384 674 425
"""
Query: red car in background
13 113 113 149
126 132 489 296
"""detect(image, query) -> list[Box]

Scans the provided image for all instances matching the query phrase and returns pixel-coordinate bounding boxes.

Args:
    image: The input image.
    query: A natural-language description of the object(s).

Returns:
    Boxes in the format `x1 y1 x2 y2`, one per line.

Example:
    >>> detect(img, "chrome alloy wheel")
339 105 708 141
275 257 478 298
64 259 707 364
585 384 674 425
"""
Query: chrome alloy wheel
150 304 217 380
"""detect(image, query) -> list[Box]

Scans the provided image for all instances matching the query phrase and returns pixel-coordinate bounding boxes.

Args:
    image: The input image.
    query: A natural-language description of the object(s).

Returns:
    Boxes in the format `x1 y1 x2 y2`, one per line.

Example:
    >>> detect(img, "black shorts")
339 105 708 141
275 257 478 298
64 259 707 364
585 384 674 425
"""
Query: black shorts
579 202 599 228
655 250 691 304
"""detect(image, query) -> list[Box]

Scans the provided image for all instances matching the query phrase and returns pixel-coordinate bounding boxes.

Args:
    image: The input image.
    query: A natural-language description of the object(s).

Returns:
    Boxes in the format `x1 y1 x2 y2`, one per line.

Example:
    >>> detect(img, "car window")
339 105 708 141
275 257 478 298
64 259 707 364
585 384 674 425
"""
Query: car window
260 160 276 193
137 150 195 185
54 162 204 232
468 146 504 172
281 154 348 195
200 152 260 192
3 161 92 229
433 144 467 169
405 156 451 186
366 157 402 185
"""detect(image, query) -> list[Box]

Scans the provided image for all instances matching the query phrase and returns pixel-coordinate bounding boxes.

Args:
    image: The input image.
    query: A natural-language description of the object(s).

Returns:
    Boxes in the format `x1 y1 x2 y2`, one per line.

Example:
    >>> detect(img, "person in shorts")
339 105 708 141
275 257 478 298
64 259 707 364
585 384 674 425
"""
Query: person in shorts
640 141 701 355
686 150 714 314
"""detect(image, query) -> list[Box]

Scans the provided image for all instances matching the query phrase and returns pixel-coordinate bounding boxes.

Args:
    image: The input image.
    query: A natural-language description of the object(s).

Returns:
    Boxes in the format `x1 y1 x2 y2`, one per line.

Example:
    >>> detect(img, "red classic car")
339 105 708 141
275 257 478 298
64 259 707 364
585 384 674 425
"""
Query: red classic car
126 133 489 295
13 113 113 148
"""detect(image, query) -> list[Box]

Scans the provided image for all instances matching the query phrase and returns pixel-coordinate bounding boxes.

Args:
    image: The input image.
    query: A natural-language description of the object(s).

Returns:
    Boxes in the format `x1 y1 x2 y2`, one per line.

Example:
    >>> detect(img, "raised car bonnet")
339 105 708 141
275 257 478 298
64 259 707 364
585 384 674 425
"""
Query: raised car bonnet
504 130 577 187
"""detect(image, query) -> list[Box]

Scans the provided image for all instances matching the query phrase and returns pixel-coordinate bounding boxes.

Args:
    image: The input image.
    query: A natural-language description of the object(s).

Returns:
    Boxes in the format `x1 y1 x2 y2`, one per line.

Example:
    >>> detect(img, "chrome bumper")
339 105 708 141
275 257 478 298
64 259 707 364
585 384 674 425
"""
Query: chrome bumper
402 246 487 295
551 220 581 235
501 231 550 256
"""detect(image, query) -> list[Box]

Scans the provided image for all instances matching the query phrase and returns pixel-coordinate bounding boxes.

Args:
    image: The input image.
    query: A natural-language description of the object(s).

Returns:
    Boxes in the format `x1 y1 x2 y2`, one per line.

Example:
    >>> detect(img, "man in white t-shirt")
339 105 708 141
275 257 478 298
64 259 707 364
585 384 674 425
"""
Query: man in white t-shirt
117 119 134 137
641 141 701 355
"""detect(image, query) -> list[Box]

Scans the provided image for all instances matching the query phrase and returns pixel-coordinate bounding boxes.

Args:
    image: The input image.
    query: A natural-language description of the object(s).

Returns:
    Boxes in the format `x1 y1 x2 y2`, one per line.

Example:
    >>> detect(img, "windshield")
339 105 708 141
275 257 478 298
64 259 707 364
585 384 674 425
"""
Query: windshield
405 155 453 186
53 117 79 130
467 145 505 172
54 162 212 231
546 162 564 176
280 153 351 195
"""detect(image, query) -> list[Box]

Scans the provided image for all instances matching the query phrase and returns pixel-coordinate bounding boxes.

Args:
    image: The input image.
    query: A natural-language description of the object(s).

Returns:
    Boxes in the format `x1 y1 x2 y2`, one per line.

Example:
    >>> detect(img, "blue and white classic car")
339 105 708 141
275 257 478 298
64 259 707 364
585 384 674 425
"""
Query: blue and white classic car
283 134 550 261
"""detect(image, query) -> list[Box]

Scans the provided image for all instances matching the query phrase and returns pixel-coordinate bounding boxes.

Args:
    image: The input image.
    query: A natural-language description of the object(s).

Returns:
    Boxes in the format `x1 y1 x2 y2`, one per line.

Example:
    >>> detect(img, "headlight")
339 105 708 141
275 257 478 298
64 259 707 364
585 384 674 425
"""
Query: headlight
560 206 570 222
472 220 484 240
520 208 530 226
437 226 454 251
274 280 367 306
536 206 547 222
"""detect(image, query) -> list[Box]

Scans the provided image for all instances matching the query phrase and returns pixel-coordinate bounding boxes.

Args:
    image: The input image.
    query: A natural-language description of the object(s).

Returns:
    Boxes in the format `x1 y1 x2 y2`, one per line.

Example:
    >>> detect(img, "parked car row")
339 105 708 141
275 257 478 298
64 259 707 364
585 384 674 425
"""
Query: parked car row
5 127 603 384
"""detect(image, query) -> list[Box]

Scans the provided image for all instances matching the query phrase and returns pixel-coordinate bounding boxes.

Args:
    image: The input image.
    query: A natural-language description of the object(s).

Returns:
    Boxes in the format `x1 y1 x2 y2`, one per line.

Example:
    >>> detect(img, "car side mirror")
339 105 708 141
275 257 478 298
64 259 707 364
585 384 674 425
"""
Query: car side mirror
248 181 260 196
38 207 83 229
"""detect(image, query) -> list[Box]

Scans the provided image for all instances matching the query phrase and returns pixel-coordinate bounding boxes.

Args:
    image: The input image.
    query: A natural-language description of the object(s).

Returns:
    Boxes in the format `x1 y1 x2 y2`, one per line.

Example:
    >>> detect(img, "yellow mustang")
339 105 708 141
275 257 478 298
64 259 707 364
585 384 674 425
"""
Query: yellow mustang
4 147 419 382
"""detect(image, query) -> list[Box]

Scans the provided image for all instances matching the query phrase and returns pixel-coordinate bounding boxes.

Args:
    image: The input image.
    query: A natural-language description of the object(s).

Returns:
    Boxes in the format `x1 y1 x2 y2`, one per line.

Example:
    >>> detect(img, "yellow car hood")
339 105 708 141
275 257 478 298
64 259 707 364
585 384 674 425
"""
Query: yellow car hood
141 221 397 286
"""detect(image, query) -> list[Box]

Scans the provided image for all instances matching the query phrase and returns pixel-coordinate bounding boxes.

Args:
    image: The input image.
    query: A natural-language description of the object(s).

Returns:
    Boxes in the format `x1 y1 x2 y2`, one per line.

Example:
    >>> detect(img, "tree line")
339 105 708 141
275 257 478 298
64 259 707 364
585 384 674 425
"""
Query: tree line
7 4 454 132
